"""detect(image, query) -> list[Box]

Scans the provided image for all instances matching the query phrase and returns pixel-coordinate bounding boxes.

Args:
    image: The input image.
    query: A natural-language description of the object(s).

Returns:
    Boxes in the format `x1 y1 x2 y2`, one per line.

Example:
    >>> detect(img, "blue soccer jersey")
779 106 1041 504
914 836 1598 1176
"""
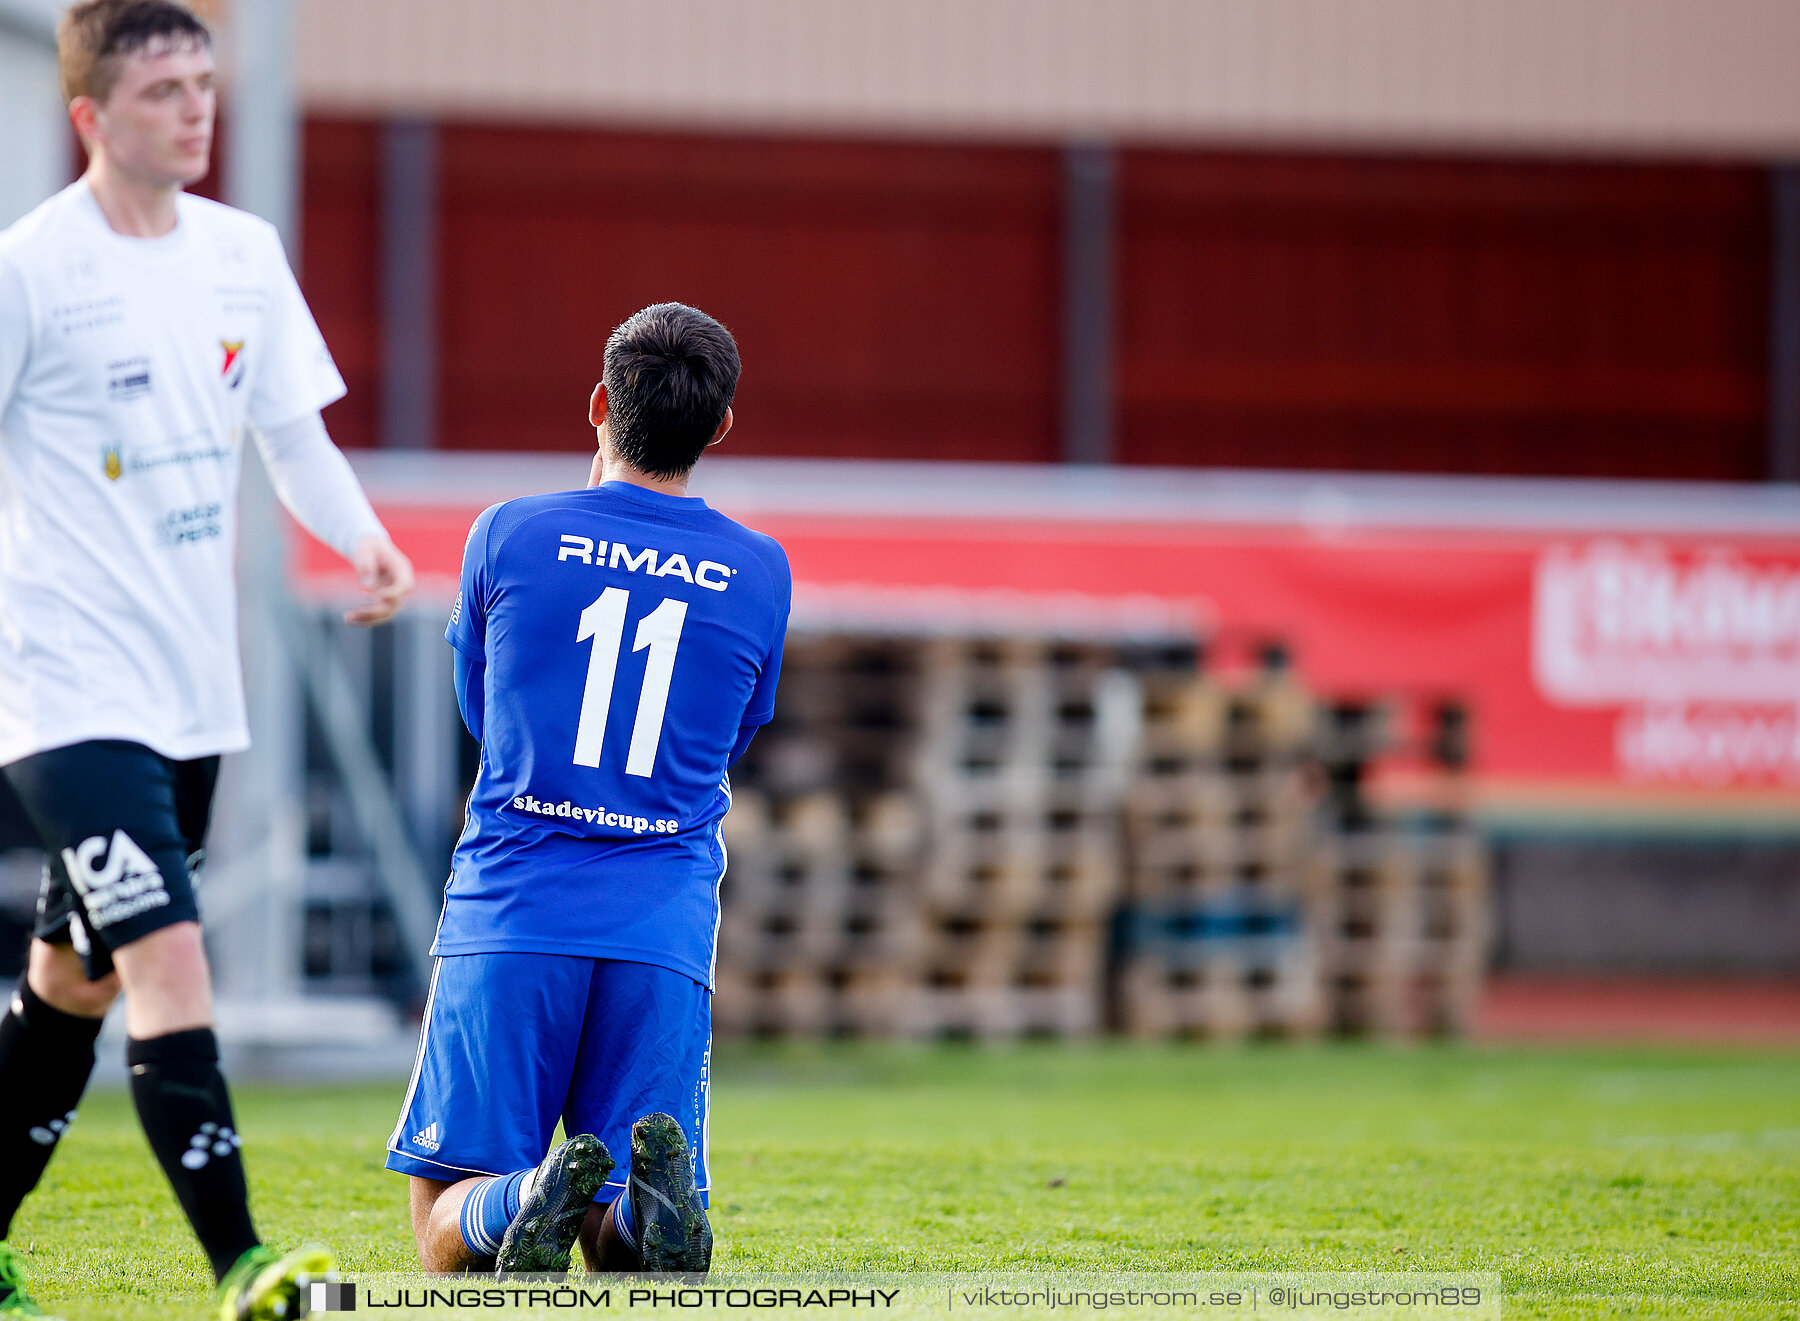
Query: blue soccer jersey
434 480 791 985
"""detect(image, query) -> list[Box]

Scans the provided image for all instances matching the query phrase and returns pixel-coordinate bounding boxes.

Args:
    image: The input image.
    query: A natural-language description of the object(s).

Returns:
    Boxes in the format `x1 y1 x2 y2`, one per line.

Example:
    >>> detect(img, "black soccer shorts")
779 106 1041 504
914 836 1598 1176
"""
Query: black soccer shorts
1 739 219 981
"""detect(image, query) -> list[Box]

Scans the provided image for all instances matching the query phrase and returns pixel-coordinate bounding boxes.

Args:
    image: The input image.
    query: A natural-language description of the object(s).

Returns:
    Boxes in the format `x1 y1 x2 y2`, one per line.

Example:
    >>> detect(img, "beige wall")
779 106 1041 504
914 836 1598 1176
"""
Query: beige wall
0 31 67 227
297 0 1800 159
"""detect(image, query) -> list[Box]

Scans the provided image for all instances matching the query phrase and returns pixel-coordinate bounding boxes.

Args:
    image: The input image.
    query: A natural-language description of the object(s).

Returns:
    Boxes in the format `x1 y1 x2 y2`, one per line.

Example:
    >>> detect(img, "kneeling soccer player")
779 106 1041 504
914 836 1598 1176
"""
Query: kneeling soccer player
386 304 790 1276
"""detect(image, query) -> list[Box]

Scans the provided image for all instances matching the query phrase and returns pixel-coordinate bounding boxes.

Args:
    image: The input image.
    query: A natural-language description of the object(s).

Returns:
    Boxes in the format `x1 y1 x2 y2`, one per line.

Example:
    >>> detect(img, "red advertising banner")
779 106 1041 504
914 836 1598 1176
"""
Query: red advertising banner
298 459 1800 820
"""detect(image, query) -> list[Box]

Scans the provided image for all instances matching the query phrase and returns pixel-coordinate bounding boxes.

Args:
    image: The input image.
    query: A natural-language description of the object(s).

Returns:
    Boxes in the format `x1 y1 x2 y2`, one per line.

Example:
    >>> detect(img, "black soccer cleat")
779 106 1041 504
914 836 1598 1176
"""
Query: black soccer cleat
628 1112 712 1275
495 1134 615 1276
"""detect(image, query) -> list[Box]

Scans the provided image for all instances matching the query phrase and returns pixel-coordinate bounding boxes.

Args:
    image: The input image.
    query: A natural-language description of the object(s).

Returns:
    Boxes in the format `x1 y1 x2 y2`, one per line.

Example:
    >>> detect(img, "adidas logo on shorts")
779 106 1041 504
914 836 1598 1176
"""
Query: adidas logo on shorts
411 1122 442 1153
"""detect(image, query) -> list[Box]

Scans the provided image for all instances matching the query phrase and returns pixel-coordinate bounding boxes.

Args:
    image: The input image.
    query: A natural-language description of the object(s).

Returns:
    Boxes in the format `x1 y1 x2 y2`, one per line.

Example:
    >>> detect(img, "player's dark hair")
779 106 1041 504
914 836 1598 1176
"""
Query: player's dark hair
602 304 741 480
58 0 211 107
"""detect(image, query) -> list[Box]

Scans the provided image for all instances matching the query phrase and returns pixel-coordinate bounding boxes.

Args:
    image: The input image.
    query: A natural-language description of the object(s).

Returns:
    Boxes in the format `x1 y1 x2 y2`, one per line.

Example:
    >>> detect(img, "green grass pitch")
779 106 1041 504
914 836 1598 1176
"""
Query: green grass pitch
9 1042 1798 1319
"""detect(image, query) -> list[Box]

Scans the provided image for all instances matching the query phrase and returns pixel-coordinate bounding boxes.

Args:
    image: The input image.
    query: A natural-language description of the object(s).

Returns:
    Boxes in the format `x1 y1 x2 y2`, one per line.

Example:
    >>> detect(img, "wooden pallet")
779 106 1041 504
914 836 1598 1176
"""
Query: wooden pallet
922 803 1121 918
919 916 1026 990
721 886 926 969
853 791 924 868
1131 820 1311 876
715 964 937 1038
725 627 1490 1043
1308 830 1490 1036
1126 764 1313 827
1011 918 1108 990
712 966 831 1037
900 985 1102 1039
825 967 922 1037
1118 937 1322 1039
1139 679 1229 761
723 848 851 912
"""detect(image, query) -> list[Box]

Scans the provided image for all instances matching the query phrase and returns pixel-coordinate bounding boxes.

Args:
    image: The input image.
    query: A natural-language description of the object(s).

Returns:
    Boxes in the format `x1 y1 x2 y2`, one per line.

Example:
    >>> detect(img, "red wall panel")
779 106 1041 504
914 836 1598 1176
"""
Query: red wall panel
295 122 1772 478
1116 151 1770 479
434 127 1060 459
299 119 382 450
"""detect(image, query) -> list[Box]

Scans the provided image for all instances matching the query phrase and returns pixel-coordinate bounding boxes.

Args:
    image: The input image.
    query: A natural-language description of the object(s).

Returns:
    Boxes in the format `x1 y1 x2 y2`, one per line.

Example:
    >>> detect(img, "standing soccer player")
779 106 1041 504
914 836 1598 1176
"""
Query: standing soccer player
0 3 415 1318
386 303 789 1277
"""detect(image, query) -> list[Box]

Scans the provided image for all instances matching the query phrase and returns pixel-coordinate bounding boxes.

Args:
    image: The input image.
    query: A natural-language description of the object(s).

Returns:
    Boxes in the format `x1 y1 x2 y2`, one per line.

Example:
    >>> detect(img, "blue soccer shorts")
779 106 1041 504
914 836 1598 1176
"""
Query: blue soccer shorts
385 952 711 1206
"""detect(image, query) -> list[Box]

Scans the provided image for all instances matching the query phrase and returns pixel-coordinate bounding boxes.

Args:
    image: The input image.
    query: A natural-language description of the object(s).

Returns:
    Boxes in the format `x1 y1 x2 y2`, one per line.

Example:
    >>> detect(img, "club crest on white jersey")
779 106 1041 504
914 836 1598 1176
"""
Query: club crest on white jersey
220 339 247 389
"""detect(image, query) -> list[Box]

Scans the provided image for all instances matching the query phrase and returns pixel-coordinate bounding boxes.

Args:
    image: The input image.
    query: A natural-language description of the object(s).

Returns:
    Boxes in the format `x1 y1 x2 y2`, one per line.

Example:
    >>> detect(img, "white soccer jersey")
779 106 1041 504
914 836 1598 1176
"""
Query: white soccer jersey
0 182 347 765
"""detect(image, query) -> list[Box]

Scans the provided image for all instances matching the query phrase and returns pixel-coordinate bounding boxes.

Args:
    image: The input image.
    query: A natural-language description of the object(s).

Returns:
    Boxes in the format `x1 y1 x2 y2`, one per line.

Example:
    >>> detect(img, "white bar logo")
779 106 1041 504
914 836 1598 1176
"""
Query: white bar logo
306 1281 355 1313
1533 540 1800 706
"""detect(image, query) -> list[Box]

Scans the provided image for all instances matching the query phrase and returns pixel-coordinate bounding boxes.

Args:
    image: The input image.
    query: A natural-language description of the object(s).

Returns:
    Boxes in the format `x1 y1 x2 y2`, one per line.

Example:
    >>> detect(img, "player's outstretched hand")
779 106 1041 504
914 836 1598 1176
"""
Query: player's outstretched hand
346 534 416 625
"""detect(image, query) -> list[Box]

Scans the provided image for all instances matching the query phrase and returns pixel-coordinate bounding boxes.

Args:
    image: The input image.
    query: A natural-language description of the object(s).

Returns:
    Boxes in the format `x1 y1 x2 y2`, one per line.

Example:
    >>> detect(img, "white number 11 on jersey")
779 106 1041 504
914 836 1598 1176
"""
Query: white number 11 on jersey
572 588 688 777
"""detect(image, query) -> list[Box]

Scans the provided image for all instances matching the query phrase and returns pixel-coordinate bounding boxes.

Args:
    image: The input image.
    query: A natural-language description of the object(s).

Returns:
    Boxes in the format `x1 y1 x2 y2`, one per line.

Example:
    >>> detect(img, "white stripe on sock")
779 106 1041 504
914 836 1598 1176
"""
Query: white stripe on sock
465 1179 501 1255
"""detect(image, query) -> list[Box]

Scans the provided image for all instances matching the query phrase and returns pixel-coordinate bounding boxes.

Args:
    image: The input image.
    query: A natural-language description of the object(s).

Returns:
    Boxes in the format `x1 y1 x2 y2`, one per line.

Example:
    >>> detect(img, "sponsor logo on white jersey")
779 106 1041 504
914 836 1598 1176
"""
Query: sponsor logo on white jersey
61 830 170 930
49 295 124 335
412 1122 442 1152
556 535 736 592
100 439 233 486
106 356 153 403
156 501 225 547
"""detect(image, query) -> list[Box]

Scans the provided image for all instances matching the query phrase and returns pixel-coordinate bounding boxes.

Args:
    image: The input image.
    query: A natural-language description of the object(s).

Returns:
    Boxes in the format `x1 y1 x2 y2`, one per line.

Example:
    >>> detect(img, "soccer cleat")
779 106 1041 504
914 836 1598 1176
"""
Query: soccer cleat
628 1112 711 1275
495 1134 615 1276
0 1242 63 1320
215 1244 336 1321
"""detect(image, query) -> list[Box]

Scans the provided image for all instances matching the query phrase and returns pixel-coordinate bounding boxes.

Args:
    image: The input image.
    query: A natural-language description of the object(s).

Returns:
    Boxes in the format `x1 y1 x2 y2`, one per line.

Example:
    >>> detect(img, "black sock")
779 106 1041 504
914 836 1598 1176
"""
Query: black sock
0 981 105 1239
127 1028 259 1281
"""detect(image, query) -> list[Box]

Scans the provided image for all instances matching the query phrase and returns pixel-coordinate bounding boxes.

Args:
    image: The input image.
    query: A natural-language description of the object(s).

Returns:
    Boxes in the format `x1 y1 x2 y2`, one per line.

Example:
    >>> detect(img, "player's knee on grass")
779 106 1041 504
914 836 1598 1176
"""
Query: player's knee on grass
579 1198 639 1273
26 939 118 1019
412 1174 494 1273
577 1201 607 1271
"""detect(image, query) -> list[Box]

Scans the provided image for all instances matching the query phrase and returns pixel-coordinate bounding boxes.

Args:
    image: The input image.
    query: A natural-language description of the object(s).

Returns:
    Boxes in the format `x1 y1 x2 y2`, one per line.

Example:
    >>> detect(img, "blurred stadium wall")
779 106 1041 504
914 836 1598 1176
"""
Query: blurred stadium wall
4 1 1800 1039
0 1 64 226
287 0 1800 479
